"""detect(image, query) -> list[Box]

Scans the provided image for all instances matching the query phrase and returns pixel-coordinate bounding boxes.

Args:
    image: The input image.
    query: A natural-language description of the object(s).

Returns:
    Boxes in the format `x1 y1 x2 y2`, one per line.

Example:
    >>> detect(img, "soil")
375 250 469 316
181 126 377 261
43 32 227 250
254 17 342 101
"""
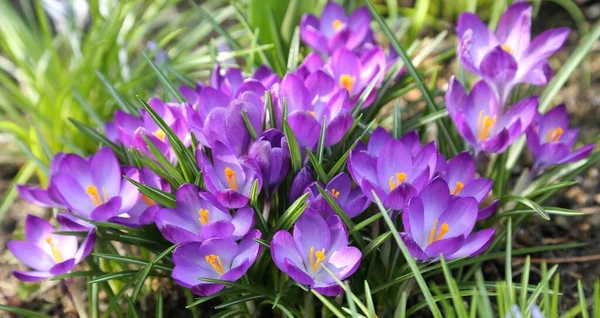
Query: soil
0 1 599 316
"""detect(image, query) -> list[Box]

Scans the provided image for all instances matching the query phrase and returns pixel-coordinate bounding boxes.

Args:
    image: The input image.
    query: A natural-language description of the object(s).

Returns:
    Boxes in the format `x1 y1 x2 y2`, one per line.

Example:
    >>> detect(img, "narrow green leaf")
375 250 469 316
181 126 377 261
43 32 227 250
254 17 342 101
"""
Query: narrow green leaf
306 149 329 183
141 52 184 103
95 71 137 114
286 27 300 72
503 195 550 220
316 115 327 165
0 305 51 318
242 109 258 140
392 102 401 139
130 244 178 303
273 192 310 232
283 121 302 173
312 289 346 318
362 231 392 257
190 2 241 50
579 280 590 318
124 176 176 208
371 191 442 318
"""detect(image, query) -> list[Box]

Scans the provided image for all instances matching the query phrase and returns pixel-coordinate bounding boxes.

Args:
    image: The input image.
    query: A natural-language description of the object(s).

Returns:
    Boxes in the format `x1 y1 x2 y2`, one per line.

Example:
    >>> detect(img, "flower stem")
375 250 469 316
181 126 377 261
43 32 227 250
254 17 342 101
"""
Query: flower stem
304 291 315 318
64 279 88 318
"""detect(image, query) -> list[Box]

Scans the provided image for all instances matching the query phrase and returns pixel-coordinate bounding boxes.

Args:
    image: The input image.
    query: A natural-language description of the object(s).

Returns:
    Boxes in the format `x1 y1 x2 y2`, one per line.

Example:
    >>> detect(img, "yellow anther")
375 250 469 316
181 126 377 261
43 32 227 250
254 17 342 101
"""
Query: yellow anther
332 19 344 31
153 129 166 141
501 44 514 55
224 167 238 191
45 237 63 263
198 209 210 225
545 127 564 143
309 246 326 271
86 185 108 206
339 74 356 93
141 194 155 206
309 111 316 118
428 219 450 245
451 181 465 195
388 172 407 191
205 254 225 274
477 110 497 141
331 189 340 198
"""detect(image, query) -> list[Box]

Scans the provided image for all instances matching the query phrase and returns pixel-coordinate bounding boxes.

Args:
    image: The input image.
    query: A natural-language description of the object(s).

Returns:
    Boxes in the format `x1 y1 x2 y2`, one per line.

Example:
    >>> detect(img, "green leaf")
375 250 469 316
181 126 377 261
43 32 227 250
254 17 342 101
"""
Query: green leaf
190 2 241 51
362 231 392 257
242 109 258 140
70 119 127 163
141 51 184 103
327 119 375 179
124 176 176 208
316 115 327 165
142 135 186 186
503 195 550 220
312 289 346 318
286 27 300 72
440 255 468 318
578 280 590 318
273 192 310 232
0 305 51 318
392 102 401 139
316 184 365 249
95 71 138 114
371 190 442 317
130 244 178 303
283 120 302 173
306 149 329 183
366 0 459 156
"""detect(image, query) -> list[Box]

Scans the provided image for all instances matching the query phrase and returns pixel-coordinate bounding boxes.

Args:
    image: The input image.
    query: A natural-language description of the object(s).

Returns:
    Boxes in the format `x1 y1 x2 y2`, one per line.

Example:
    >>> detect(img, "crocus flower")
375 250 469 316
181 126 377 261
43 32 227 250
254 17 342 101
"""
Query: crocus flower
51 147 141 221
290 166 315 202
295 53 325 80
279 71 353 150
198 141 262 209
401 178 495 261
155 184 254 244
271 211 361 296
457 2 569 105
8 214 95 282
306 173 370 218
526 104 594 173
442 152 498 220
172 230 262 296
445 77 537 154
300 2 372 55
325 47 386 107
348 129 441 211
18 153 67 209
248 129 290 197
111 167 170 227
114 97 189 163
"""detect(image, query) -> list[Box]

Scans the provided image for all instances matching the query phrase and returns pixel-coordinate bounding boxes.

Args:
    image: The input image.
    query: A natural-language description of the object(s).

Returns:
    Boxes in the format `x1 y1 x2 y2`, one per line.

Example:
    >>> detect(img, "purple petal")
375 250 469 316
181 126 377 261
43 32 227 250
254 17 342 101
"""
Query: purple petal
403 197 425 244
313 285 344 296
347 7 371 49
368 127 393 156
271 230 304 270
191 283 225 296
556 143 594 165
376 140 412 189
424 235 465 259
232 229 262 269
74 230 96 263
230 207 255 240
457 13 499 70
49 258 76 275
325 109 353 146
221 259 250 281
284 258 315 285
438 196 479 238
326 215 348 253
496 2 532 57
56 213 93 231
90 147 121 197
478 200 499 220
460 178 493 202
326 246 361 280
448 229 495 259
521 28 570 74
17 185 58 208
293 211 331 261
290 167 314 202
53 173 95 217
347 150 377 185
319 2 347 38
216 189 249 209
383 183 417 211
7 241 55 271
399 232 428 261
445 152 476 190
24 214 55 244
90 197 122 221
540 104 569 140
419 178 451 228
198 221 235 241
288 110 321 150
12 270 52 282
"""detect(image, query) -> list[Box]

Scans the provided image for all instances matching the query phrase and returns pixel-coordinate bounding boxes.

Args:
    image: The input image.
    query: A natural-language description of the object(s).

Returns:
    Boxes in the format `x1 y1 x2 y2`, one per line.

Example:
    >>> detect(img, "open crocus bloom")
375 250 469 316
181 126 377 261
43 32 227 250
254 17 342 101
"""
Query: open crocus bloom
18 153 67 209
248 129 290 197
198 141 262 209
300 2 372 55
270 211 361 296
445 77 537 154
115 97 189 163
8 215 95 282
51 147 141 222
401 178 495 261
526 104 594 173
442 152 498 220
111 167 170 227
155 184 254 244
306 173 370 218
457 2 569 105
348 133 441 211
279 71 353 150
171 230 261 296
325 47 386 107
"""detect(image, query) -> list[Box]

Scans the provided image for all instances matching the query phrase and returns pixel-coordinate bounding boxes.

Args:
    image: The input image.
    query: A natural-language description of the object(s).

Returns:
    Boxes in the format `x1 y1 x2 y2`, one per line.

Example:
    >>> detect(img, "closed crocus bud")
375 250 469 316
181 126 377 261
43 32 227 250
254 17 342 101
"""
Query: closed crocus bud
401 178 495 261
289 166 315 202
248 129 290 197
457 2 569 105
171 230 262 296
270 211 362 296
526 104 594 174
8 215 95 282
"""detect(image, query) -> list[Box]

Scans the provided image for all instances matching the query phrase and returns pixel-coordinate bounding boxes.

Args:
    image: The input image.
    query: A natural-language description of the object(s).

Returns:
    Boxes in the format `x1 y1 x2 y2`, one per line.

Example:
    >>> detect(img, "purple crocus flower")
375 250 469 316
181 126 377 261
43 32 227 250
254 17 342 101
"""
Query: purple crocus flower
198 141 262 209
248 129 290 197
526 104 594 173
348 129 441 211
155 184 254 244
325 47 386 107
457 2 569 105
401 178 495 261
300 2 372 55
295 53 325 80
306 173 370 218
270 211 361 296
279 71 353 150
8 214 95 282
290 166 315 202
442 152 498 220
171 230 262 296
18 153 68 209
51 147 141 222
445 77 537 154
111 167 170 227
114 98 189 162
